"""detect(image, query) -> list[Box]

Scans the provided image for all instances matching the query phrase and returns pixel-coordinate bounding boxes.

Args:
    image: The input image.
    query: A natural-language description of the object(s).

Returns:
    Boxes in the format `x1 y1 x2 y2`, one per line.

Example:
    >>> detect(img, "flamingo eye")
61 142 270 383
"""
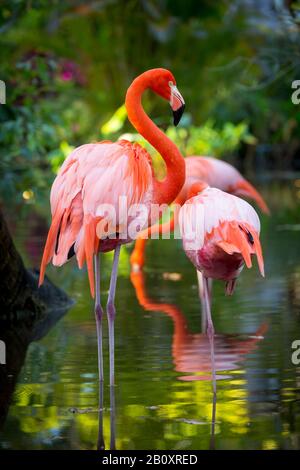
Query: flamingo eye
169 81 174 88
239 225 254 245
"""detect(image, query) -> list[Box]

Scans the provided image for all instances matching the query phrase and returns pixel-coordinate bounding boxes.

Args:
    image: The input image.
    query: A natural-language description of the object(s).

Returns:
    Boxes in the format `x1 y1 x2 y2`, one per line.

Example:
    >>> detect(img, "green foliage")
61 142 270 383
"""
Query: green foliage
48 141 75 174
100 107 256 173
165 120 256 157
101 104 127 136
1 0 300 205
0 51 94 205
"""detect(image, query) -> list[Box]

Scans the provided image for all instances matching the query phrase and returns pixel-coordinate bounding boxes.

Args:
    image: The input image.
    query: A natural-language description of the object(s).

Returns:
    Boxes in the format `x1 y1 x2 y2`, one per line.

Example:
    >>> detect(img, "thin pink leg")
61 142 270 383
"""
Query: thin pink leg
106 244 121 387
97 378 105 450
197 272 213 332
197 270 207 332
94 254 104 383
209 392 217 450
208 278 212 304
110 385 116 450
203 276 216 396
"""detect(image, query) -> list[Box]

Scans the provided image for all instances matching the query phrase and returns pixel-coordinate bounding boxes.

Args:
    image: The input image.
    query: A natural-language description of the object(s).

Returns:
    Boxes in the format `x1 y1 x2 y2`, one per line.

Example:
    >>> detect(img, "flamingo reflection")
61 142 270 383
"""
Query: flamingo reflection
97 383 116 451
97 272 268 451
131 271 268 382
131 270 267 448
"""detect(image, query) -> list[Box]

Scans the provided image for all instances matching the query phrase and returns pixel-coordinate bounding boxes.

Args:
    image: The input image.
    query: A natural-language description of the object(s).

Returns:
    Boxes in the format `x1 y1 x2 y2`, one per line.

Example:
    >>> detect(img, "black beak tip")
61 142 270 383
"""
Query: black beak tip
173 104 185 126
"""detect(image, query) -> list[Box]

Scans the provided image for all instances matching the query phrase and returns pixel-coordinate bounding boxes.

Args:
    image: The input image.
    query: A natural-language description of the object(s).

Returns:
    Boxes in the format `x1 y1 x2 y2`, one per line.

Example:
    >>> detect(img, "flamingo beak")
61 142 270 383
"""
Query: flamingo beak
170 84 185 126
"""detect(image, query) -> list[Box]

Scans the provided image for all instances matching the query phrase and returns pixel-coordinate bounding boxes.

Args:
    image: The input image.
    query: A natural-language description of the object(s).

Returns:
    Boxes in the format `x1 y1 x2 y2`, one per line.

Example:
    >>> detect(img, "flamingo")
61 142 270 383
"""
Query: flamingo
178 181 265 393
130 155 269 271
39 68 186 386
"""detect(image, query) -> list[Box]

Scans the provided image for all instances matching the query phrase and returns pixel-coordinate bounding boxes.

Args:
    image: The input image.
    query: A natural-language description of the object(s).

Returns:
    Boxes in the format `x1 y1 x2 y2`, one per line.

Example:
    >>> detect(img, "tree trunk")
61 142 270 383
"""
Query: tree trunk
0 208 72 320
0 209 73 428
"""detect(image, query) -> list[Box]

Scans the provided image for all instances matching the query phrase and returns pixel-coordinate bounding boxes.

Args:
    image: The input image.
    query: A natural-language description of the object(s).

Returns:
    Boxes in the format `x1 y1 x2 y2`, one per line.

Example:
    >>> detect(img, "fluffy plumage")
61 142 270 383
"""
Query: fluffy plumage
179 187 264 284
39 140 153 296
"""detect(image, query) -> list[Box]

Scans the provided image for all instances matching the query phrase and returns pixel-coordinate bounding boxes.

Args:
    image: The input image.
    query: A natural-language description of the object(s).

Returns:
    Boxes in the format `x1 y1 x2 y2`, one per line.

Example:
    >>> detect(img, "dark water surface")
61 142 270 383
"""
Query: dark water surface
1 181 300 450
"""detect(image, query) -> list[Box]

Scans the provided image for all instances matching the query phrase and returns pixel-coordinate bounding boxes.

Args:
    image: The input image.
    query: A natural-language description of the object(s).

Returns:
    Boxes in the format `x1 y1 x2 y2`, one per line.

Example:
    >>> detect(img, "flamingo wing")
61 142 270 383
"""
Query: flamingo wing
39 141 153 296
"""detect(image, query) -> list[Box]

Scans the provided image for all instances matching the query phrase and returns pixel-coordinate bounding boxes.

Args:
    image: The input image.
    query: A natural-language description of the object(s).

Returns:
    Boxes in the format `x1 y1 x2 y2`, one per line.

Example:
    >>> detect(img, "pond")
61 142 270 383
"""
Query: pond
0 178 300 450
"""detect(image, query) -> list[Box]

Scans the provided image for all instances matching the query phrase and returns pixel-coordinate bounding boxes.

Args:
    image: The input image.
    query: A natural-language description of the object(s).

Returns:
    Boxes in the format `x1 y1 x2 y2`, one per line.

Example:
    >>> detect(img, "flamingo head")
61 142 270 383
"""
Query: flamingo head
148 69 185 126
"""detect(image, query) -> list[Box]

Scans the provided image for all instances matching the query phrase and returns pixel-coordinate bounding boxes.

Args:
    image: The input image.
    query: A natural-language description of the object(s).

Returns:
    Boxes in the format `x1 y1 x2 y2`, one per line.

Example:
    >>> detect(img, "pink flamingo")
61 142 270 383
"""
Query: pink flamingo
130 155 269 271
39 68 186 385
178 182 265 393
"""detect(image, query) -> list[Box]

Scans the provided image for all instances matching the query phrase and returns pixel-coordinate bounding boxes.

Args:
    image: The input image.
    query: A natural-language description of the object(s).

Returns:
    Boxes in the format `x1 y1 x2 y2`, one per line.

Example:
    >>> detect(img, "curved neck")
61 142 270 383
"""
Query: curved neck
187 182 208 199
130 271 189 343
125 74 185 206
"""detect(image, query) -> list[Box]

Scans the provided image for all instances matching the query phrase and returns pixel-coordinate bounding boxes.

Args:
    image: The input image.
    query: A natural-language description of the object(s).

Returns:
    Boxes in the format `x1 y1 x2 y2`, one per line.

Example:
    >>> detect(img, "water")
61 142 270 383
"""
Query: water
0 181 300 450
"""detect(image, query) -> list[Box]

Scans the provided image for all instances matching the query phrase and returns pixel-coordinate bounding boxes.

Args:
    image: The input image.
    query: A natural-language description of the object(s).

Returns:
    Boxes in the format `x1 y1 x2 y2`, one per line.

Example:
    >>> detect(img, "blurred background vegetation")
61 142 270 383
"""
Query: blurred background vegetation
1 0 300 208
1 2 300 450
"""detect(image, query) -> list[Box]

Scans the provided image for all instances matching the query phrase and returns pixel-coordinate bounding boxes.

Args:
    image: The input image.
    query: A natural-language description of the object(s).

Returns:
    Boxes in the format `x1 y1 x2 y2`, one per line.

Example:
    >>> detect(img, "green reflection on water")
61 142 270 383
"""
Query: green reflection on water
1 182 300 450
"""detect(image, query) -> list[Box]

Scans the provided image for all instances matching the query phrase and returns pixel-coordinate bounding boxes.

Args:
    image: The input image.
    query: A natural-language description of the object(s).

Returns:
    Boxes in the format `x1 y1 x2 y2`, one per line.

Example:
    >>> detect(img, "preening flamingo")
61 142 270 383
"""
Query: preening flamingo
39 68 186 385
130 155 269 271
178 182 265 393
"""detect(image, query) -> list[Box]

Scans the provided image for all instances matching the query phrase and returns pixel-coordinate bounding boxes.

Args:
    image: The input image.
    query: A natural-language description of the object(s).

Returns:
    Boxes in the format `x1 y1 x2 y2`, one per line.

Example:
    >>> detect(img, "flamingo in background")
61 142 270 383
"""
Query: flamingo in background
39 68 186 386
178 182 265 393
130 155 269 271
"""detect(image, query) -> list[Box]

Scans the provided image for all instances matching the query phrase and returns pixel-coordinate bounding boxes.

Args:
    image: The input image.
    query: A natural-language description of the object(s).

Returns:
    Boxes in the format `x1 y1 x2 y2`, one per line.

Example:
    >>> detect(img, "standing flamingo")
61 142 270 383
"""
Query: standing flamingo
178 182 265 393
130 155 269 271
39 68 186 386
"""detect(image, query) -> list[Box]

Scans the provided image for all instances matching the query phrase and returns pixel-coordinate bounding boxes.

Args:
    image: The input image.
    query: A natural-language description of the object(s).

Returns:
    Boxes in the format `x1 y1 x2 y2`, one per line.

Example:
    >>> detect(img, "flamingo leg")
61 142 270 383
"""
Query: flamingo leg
203 276 216 396
209 392 217 450
197 270 207 332
110 385 116 450
208 278 212 303
198 272 213 332
106 244 121 387
97 378 105 450
130 205 180 272
94 254 104 383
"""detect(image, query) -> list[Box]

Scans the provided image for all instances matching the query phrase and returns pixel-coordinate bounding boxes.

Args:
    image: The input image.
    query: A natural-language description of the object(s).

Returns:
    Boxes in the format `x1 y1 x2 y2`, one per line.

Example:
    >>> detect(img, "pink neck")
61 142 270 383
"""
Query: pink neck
187 182 208 199
125 72 185 206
